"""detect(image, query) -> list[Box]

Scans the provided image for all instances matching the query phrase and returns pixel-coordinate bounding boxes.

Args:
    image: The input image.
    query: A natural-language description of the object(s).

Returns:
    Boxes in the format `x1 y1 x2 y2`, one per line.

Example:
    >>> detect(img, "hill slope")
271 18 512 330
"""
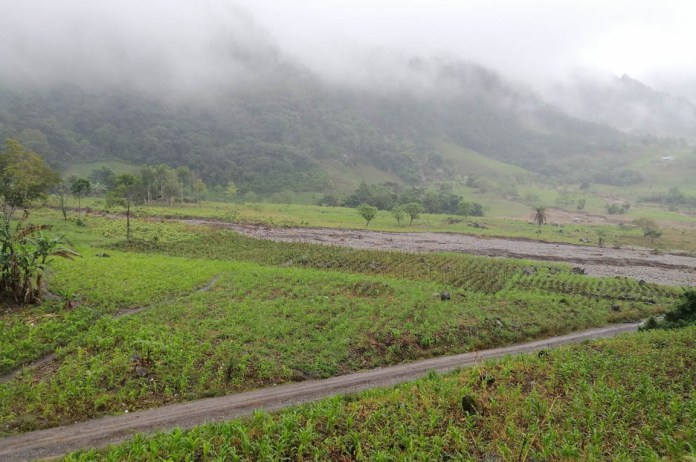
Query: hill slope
0 22 631 194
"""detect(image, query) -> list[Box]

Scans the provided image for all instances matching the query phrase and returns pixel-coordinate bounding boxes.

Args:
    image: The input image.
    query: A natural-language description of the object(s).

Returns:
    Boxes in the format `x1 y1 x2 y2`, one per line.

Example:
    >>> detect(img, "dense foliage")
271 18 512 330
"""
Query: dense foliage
0 139 60 217
643 289 696 330
0 212 77 304
343 182 485 216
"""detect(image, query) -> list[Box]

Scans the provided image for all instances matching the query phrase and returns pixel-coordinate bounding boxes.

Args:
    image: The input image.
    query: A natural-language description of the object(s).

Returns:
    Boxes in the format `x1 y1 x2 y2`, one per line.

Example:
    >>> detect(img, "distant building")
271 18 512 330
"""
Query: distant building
661 155 674 161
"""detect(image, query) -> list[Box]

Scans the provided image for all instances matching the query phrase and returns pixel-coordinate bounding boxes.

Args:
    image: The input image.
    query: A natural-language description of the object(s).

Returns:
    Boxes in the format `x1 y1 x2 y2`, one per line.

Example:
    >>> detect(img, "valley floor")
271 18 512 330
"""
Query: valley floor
1 210 690 461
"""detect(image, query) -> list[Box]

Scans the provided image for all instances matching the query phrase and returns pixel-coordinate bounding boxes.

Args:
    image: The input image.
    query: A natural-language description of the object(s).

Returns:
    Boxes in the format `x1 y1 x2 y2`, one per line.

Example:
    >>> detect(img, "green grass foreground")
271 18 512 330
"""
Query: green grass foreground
63 326 696 462
0 212 677 434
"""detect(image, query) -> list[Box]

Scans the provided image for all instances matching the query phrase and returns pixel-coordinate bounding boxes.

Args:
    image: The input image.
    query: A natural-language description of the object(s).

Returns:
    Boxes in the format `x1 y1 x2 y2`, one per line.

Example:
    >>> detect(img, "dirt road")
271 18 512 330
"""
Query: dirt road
187 221 696 286
0 322 641 462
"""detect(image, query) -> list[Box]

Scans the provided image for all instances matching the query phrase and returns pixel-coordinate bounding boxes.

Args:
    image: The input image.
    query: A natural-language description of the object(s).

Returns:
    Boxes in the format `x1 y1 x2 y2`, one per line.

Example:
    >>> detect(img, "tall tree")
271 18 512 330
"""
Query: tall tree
192 177 207 206
176 166 191 203
225 181 238 202
0 139 60 220
56 180 69 221
108 173 141 240
140 166 156 204
70 178 91 222
154 164 170 200
163 169 180 204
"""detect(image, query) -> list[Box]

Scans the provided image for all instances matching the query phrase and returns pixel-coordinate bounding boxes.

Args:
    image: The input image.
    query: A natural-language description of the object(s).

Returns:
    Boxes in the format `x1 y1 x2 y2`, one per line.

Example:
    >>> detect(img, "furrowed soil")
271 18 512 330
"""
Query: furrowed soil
186 221 696 286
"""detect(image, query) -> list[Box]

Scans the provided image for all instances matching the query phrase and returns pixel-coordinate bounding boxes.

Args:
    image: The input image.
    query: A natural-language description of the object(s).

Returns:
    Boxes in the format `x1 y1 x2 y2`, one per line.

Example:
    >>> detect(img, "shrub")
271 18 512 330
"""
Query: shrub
1 212 78 304
642 289 696 330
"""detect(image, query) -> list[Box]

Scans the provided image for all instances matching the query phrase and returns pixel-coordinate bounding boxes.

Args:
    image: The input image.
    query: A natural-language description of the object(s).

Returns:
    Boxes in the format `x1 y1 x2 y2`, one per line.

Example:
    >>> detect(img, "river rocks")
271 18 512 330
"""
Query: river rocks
135 366 149 377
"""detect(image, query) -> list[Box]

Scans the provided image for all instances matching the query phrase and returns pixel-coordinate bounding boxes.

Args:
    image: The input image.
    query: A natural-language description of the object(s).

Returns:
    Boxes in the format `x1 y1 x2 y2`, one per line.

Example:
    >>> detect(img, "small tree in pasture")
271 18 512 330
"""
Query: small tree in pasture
634 218 663 244
391 206 405 226
531 206 547 227
70 178 91 222
403 202 423 225
357 203 378 227
108 173 141 240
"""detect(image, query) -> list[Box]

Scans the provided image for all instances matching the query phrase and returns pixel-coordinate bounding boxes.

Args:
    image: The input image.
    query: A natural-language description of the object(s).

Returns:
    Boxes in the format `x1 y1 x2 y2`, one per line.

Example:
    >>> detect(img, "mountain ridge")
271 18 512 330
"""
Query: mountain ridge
0 24 654 195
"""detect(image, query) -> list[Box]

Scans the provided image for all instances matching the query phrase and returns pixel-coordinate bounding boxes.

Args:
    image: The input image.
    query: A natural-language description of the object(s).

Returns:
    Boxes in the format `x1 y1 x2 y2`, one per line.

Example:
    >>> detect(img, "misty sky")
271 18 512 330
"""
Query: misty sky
1 0 695 96
239 0 696 90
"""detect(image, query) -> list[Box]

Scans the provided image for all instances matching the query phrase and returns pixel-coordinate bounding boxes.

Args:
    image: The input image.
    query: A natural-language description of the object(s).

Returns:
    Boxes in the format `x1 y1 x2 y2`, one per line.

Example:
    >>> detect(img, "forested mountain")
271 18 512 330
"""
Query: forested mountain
0 42 631 194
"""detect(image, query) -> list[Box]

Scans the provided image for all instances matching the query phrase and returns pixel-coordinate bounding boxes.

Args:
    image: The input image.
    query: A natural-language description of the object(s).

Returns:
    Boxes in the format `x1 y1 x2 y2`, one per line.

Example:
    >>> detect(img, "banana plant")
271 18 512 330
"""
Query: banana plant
0 211 79 304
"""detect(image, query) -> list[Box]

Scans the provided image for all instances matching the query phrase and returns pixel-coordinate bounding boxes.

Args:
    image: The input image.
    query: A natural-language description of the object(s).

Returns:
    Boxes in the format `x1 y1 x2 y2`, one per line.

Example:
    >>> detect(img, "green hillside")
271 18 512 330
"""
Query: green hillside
61 160 139 179
0 55 632 196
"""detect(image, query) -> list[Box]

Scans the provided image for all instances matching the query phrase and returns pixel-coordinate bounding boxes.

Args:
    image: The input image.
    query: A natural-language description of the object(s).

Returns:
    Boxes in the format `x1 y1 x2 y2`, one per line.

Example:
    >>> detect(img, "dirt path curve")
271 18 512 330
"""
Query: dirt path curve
184 221 696 286
0 322 640 462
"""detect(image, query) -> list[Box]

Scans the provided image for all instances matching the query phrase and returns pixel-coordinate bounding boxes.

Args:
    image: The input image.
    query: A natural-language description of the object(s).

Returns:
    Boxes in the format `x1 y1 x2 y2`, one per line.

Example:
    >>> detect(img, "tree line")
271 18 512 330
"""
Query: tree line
1 139 223 305
327 182 485 217
74 164 212 205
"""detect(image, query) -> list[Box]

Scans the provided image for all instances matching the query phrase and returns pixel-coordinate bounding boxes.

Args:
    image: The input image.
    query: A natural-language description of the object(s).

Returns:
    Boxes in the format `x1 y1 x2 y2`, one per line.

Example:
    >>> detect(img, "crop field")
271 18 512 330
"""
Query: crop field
0 211 676 435
105 220 677 301
63 326 696 461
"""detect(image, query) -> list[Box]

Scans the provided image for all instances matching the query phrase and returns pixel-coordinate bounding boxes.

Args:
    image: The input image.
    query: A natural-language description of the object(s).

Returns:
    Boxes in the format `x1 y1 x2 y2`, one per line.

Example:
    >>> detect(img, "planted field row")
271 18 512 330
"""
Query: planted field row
1 252 230 375
510 269 677 301
114 229 521 294
0 212 675 436
64 327 696 461
104 218 677 302
0 260 666 434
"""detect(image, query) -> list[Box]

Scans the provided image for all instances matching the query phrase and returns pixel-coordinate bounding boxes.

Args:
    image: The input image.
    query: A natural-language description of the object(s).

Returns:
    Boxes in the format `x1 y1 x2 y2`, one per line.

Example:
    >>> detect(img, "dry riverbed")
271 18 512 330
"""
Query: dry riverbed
187 221 696 287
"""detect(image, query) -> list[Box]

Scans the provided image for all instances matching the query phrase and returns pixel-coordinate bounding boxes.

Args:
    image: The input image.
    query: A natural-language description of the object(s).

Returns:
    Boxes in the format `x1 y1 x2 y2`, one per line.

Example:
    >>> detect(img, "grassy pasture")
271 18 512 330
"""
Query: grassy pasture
69 192 696 253
68 196 696 253
63 326 696 461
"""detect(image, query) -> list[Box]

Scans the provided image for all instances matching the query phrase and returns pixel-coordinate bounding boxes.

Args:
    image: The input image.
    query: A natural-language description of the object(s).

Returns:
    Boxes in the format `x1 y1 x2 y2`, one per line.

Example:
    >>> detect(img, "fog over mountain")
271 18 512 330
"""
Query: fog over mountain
0 1 287 96
2 0 694 98
0 0 693 192
546 73 696 138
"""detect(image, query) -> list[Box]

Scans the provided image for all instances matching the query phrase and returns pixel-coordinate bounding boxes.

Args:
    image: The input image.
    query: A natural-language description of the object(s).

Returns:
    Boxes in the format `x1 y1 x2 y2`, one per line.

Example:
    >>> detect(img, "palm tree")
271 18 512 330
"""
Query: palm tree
531 206 547 227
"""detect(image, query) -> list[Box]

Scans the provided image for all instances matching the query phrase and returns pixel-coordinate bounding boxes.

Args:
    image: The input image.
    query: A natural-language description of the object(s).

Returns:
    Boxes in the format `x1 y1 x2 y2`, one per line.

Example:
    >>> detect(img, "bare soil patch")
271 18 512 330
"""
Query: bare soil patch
185 220 696 287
